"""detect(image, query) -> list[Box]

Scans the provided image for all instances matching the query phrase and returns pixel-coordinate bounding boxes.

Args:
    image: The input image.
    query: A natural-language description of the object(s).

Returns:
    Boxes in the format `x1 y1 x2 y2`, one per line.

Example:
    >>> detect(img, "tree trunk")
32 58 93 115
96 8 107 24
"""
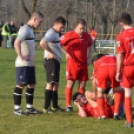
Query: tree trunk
111 0 116 40
31 0 37 13
101 14 108 39
20 0 37 18
66 13 69 31
20 0 31 18
126 0 130 13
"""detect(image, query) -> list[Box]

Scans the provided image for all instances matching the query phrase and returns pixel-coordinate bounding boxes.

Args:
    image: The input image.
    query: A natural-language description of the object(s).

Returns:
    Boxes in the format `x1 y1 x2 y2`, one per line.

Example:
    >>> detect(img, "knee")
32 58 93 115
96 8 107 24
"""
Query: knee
79 82 86 88
27 84 36 88
124 88 132 97
16 85 24 89
85 91 89 97
97 88 104 97
66 80 74 88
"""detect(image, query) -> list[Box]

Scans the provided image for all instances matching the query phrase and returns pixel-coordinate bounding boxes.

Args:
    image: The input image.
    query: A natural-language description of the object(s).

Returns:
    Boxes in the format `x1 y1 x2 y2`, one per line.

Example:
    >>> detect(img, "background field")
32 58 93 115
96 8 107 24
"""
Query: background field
0 48 134 134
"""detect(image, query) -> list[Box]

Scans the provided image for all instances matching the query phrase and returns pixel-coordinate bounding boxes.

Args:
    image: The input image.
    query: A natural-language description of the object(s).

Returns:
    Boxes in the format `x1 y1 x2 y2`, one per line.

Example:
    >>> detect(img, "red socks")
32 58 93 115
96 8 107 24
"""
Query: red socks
125 97 132 123
78 88 85 94
114 91 122 114
65 87 72 107
97 98 105 116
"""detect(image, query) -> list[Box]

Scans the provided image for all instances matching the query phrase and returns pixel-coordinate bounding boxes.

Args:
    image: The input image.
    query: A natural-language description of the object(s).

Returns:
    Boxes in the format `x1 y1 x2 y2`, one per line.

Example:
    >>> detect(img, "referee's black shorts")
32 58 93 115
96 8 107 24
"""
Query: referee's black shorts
44 58 60 83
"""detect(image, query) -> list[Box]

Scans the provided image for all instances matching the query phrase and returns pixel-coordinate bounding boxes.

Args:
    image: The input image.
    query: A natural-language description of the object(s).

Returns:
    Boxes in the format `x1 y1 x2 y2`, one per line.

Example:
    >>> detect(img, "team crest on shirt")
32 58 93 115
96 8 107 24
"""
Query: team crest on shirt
116 41 120 47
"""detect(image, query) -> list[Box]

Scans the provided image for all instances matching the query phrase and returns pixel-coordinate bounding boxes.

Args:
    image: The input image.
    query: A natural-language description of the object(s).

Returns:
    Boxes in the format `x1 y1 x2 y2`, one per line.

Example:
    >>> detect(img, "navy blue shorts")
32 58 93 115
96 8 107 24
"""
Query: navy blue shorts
16 66 36 86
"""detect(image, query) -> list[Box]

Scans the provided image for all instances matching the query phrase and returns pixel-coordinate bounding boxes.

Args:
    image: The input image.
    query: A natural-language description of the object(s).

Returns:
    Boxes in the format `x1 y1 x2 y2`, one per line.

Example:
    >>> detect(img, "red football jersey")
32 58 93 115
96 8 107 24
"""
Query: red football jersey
80 101 113 118
60 30 92 63
80 103 100 118
116 28 134 65
93 55 116 77
88 29 98 41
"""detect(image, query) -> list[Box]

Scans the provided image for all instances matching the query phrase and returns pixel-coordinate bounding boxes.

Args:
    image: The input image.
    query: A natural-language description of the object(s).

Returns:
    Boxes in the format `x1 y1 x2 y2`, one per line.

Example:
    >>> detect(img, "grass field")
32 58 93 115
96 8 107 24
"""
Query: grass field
0 47 134 134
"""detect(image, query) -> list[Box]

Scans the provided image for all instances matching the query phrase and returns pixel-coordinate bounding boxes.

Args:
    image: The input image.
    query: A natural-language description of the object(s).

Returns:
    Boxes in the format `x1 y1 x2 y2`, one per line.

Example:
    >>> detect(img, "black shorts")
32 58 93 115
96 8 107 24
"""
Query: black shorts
44 59 60 83
16 66 36 86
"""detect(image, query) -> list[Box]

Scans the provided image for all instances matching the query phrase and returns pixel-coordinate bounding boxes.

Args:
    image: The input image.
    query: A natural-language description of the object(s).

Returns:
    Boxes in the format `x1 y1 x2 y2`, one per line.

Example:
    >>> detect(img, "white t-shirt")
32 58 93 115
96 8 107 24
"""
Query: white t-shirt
15 25 35 67
43 28 61 62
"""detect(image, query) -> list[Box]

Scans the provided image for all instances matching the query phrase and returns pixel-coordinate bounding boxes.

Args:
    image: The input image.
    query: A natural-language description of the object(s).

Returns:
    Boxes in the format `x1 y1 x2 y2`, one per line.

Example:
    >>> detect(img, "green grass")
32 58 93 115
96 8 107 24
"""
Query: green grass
0 47 134 134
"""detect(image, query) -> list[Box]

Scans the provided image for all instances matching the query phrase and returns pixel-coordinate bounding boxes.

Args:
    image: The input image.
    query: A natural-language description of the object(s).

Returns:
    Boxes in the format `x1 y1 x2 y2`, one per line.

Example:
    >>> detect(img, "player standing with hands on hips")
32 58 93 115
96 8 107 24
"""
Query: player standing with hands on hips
60 19 92 112
13 12 44 115
40 16 66 113
116 12 134 127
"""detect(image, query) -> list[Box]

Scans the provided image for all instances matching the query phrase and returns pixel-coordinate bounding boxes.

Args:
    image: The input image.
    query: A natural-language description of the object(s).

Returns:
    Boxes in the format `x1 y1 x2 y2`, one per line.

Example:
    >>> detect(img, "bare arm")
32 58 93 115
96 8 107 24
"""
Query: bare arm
61 45 72 59
91 77 97 100
115 53 123 82
61 46 67 55
40 39 56 59
85 91 97 107
14 38 30 61
14 38 22 58
74 101 87 117
40 39 53 53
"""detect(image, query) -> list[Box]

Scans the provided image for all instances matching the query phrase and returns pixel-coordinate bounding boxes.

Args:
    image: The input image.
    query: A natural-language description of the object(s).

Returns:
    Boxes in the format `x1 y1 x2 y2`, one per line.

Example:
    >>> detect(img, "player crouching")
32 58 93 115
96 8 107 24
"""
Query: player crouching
92 54 124 120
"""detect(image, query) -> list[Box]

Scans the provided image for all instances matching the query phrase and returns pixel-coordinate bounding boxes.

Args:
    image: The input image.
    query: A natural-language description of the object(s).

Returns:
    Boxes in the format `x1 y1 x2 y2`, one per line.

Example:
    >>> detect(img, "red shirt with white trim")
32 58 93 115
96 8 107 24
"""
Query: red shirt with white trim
60 30 92 63
93 55 116 77
79 101 113 118
116 28 134 65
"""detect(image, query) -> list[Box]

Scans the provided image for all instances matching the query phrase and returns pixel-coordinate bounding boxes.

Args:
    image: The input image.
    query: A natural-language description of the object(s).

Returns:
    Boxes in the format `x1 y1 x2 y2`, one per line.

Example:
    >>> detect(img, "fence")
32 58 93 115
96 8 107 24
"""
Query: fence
96 40 116 54
0 27 117 53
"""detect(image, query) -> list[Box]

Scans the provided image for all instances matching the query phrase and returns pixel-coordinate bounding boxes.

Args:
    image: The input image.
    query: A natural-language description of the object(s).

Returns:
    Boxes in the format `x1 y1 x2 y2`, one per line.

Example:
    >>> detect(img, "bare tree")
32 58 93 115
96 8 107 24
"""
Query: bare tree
20 0 38 18
111 0 116 40
96 0 110 39
1 0 134 36
126 0 131 13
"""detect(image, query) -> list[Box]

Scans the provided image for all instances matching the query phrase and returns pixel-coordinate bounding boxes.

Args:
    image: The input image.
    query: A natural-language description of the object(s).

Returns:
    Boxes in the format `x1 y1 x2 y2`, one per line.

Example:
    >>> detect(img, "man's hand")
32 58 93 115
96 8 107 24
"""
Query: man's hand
74 100 80 106
90 76 95 80
66 53 72 59
115 72 122 82
21 55 31 61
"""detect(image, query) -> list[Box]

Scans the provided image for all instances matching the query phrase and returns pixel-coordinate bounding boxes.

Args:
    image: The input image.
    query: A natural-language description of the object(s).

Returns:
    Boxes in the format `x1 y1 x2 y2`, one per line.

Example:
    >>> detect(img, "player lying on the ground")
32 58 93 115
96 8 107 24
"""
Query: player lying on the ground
73 89 124 118
90 74 124 117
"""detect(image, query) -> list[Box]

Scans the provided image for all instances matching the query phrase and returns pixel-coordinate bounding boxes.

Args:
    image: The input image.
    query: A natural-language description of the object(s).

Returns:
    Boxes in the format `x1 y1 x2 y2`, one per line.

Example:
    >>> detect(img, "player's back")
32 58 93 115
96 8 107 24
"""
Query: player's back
96 55 116 67
118 28 134 65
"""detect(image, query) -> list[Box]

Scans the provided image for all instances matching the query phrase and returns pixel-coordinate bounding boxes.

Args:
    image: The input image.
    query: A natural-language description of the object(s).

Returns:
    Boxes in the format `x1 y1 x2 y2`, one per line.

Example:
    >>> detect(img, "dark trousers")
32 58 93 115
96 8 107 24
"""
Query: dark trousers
1 36 8 48
0 34 2 47
93 41 96 53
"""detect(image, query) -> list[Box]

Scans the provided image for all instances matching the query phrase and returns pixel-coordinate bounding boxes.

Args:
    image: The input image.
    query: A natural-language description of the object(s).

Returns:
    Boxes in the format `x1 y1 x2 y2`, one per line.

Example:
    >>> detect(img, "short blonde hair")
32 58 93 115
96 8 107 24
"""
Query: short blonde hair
30 12 44 19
